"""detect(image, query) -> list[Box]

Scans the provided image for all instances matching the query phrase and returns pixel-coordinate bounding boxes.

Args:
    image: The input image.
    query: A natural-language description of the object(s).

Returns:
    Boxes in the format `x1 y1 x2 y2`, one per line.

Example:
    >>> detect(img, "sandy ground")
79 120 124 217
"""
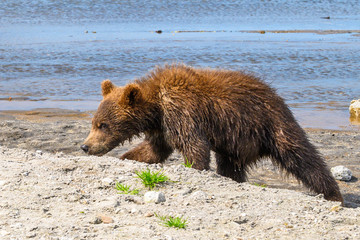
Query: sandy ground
0 109 360 239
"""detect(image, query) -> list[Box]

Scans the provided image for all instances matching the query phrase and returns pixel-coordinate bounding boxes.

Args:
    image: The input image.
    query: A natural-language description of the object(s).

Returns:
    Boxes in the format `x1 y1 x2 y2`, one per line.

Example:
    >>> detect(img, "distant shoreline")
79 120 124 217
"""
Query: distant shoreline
172 29 360 35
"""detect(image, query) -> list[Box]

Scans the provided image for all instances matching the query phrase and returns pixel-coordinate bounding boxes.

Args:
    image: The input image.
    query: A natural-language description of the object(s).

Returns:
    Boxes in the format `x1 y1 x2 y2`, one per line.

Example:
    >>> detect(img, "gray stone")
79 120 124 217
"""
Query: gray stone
182 187 193 196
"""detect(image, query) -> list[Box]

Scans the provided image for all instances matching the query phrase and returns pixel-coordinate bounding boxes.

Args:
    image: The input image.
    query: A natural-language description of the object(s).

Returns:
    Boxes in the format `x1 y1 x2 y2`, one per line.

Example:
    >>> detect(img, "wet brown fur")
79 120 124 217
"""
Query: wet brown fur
83 64 343 203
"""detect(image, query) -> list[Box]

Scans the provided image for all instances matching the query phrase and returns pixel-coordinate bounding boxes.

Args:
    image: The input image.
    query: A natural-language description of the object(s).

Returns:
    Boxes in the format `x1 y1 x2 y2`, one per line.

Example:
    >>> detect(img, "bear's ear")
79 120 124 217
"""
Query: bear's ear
101 79 115 97
120 84 143 107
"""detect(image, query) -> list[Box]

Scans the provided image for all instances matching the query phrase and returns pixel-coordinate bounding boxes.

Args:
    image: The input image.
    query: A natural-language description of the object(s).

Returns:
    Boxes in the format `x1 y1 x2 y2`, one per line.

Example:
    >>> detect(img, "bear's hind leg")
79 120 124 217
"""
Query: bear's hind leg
271 131 343 203
120 132 173 164
215 153 247 182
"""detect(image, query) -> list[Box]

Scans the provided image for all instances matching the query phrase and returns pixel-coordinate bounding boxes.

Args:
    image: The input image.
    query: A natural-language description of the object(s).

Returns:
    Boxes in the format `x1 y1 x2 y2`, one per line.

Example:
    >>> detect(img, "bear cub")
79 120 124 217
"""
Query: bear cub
82 64 343 203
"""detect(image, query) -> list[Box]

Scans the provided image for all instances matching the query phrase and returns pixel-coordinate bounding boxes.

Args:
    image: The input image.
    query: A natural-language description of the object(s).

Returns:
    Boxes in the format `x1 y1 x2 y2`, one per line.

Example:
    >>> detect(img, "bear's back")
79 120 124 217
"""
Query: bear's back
144 65 280 109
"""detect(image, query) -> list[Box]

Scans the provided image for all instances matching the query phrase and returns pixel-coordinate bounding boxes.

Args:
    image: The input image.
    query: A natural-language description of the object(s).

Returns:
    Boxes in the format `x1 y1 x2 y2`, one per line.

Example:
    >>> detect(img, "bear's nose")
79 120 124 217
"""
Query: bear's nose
81 144 89 153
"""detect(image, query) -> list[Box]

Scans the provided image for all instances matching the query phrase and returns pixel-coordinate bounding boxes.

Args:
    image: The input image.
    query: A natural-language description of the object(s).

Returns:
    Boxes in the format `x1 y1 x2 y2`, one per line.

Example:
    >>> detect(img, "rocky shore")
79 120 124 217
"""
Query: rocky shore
0 109 359 239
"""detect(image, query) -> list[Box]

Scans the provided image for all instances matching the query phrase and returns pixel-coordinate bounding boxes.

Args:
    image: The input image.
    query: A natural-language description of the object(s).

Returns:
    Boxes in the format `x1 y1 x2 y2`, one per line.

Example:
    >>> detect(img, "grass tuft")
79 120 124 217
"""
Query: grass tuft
155 213 187 229
252 182 267 188
135 169 169 189
115 182 139 195
181 156 194 168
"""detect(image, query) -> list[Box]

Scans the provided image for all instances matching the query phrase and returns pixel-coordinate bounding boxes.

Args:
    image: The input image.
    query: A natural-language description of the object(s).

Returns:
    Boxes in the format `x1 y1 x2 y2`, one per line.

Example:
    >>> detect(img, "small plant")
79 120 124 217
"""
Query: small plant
115 182 139 195
135 169 169 189
181 156 194 168
252 182 267 188
155 213 187 229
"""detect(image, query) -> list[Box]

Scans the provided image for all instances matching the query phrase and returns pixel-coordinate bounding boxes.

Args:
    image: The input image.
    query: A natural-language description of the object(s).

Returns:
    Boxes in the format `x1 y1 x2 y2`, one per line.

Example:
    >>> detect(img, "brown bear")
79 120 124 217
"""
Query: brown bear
81 64 343 203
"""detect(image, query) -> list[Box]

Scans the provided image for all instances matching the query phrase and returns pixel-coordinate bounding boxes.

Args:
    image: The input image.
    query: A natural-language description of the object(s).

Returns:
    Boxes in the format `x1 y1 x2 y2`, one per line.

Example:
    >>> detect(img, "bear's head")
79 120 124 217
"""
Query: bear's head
81 79 158 156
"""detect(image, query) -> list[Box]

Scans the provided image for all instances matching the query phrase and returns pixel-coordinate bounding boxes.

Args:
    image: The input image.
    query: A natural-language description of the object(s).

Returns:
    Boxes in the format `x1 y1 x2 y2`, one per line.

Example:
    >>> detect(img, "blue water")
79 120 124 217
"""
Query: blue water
0 0 360 128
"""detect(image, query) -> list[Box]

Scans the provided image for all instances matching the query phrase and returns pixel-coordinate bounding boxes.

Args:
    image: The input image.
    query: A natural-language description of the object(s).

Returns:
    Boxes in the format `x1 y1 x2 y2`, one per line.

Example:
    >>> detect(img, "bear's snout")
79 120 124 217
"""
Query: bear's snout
81 144 89 153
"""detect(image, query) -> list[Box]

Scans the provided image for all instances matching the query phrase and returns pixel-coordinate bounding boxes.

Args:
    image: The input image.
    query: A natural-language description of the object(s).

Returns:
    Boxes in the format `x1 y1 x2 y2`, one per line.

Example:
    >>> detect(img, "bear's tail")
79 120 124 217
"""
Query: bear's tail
270 125 343 204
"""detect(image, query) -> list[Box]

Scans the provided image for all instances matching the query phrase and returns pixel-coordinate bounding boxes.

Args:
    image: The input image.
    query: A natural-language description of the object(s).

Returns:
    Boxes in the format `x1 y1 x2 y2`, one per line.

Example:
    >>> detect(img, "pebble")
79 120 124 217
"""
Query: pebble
331 166 352 181
96 197 120 209
130 208 138 214
100 215 114 224
26 233 37 238
181 187 192 195
144 191 166 203
164 235 174 240
330 205 342 212
92 215 114 224
0 180 7 187
101 177 114 185
144 212 154 217
91 217 103 224
0 230 10 236
190 190 208 201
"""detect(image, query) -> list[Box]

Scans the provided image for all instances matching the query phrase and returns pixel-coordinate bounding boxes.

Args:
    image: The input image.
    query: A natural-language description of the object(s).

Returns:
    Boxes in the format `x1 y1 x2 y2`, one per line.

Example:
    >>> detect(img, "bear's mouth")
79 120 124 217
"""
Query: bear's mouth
81 135 135 156
92 138 127 156
89 150 107 156
91 146 114 156
81 144 113 156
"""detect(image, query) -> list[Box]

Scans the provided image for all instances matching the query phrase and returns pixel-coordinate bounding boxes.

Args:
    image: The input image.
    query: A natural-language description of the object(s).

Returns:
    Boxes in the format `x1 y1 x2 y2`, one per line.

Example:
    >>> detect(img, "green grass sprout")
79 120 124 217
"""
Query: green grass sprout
135 169 169 189
115 182 139 195
155 213 187 229
181 156 194 168
252 182 267 188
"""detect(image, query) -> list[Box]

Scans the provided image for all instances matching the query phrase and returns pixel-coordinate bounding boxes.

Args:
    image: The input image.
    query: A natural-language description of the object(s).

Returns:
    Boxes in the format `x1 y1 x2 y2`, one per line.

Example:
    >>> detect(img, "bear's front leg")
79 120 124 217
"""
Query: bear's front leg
120 132 173 164
178 138 211 170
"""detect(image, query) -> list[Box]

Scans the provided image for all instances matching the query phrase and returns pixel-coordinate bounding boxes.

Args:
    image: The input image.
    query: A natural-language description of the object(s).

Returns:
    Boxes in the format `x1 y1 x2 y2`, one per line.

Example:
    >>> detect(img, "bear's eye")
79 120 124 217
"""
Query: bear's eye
99 123 108 130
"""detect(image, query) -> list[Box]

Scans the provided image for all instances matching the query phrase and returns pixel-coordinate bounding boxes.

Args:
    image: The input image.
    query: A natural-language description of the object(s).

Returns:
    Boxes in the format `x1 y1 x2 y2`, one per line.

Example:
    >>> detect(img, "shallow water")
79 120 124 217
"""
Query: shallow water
0 0 359 129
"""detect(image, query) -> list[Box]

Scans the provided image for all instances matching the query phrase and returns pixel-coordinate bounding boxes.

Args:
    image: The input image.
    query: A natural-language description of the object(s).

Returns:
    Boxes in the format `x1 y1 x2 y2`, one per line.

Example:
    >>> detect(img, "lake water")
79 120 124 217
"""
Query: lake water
0 0 359 129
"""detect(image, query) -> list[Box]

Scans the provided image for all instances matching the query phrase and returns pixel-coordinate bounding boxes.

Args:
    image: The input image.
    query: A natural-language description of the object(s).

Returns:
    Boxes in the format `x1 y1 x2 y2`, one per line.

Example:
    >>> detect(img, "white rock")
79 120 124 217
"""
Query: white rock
349 99 360 118
0 230 10 236
164 235 175 240
97 197 120 209
101 178 114 185
190 191 208 201
331 166 352 181
144 191 166 203
0 180 6 187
